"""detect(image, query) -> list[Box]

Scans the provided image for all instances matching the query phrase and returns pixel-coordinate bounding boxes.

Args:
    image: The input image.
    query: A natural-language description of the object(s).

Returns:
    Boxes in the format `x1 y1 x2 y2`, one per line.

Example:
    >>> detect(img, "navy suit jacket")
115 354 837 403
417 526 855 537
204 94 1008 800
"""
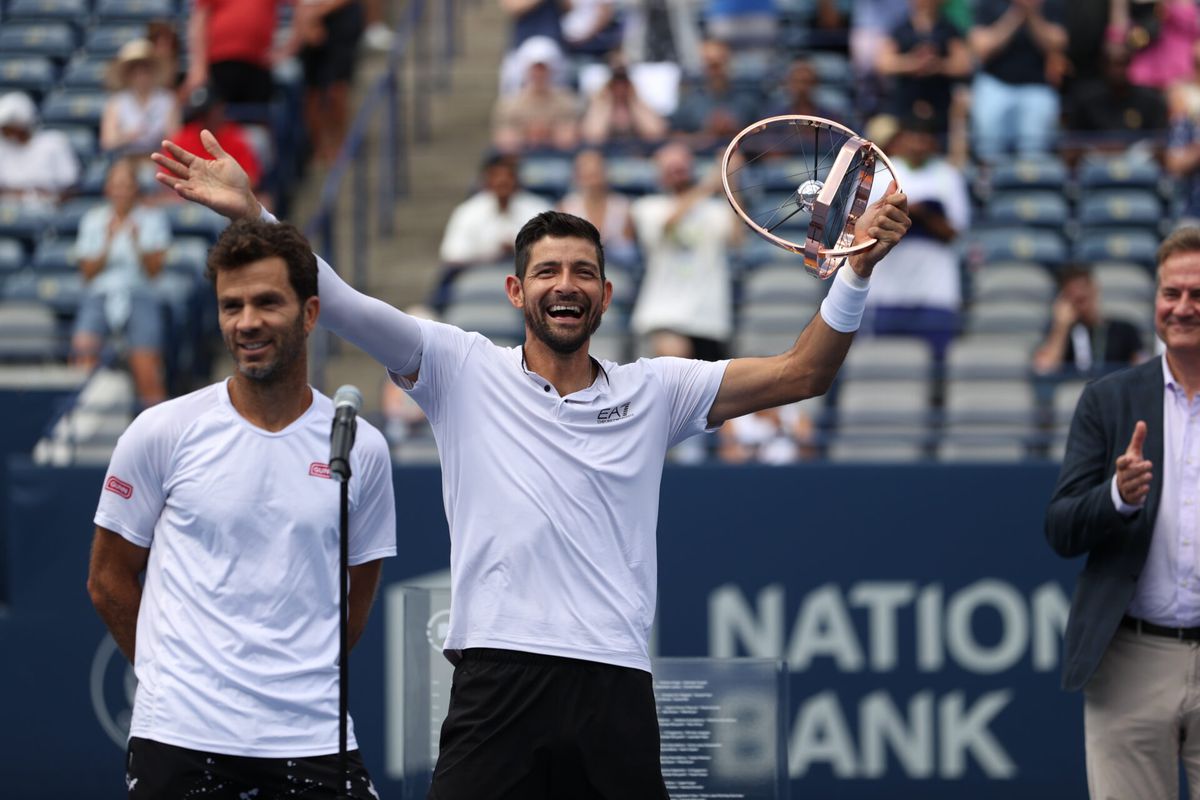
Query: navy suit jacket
1045 357 1165 692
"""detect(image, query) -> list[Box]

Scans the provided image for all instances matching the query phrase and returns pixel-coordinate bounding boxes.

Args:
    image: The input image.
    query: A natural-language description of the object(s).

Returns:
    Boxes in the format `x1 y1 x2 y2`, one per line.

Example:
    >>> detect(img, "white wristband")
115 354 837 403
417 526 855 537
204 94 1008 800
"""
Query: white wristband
819 266 870 333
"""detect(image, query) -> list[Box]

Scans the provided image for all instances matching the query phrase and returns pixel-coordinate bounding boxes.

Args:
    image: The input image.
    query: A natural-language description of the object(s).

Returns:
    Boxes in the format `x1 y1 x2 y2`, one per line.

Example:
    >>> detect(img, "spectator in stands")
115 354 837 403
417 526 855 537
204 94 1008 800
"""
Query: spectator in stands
439 153 552 267
562 0 623 55
72 158 170 407
1066 50 1168 148
147 20 186 93
558 149 638 265
968 0 1068 160
670 39 759 150
499 0 568 93
1108 0 1199 91
765 58 843 123
875 0 972 135
185 0 285 105
850 0 912 115
579 61 668 148
167 85 263 191
631 142 737 360
622 0 703 73
864 117 969 361
718 404 817 464
1032 265 1145 375
1167 83 1200 224
101 39 181 157
492 37 581 153
0 92 79 211
294 0 366 166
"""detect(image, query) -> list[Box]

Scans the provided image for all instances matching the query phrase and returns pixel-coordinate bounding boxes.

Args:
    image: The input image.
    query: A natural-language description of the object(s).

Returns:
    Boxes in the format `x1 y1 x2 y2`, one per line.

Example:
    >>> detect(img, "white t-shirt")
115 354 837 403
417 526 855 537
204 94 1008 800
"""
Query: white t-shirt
865 155 970 311
93 380 397 757
631 194 735 341
397 319 728 672
0 129 80 209
437 190 552 264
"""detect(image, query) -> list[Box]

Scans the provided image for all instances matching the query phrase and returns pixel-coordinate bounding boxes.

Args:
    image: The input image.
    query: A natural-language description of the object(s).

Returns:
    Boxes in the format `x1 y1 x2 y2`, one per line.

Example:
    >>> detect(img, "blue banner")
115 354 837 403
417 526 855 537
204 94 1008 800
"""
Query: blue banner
0 461 1082 799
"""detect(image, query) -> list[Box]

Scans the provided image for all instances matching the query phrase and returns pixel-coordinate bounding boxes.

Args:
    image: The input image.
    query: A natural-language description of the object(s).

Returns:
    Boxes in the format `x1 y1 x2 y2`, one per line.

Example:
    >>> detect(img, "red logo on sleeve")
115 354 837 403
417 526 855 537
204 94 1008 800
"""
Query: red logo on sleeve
104 476 134 499
309 462 332 479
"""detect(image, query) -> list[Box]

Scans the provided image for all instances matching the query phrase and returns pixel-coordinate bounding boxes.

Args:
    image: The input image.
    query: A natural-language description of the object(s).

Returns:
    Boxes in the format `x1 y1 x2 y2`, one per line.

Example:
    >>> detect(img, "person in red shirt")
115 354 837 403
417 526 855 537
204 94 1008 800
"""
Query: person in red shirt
167 86 263 189
184 0 286 105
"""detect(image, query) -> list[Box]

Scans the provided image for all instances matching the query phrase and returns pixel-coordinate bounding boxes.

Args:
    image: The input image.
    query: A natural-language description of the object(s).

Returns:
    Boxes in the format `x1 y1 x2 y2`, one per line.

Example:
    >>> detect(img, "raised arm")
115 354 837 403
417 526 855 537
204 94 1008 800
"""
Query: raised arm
706 183 910 426
153 132 424 378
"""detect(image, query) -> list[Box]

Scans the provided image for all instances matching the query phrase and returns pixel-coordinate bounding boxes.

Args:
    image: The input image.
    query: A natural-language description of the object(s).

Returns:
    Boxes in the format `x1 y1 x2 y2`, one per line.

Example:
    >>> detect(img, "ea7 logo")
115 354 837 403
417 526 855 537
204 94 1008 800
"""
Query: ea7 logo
104 476 133 499
309 462 332 479
596 403 632 423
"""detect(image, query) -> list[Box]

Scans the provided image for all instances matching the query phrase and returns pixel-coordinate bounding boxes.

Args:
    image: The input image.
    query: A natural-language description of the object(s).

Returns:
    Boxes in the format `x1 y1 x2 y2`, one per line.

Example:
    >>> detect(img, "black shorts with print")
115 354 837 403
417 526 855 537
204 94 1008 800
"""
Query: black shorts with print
125 737 378 799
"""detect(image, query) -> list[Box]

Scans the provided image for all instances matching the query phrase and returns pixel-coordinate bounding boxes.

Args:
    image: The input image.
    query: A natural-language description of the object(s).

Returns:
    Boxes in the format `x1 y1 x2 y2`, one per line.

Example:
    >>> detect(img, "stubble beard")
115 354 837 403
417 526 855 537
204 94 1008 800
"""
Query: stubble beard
525 300 604 355
227 315 307 384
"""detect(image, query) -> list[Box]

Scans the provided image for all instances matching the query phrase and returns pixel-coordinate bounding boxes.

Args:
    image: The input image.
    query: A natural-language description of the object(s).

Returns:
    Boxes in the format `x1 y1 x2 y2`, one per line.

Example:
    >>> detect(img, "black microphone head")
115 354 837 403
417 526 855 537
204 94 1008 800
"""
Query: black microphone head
332 385 363 413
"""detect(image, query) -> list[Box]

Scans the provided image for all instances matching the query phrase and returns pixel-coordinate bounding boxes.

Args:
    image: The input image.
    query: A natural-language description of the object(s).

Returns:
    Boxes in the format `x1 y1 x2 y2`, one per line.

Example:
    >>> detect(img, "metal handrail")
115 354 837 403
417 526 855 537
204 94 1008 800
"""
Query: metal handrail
303 0 462 390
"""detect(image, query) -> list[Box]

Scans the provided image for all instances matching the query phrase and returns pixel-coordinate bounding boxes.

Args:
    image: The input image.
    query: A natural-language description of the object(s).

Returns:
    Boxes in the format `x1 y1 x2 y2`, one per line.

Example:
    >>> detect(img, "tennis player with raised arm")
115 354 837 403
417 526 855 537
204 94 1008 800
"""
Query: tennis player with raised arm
154 131 910 800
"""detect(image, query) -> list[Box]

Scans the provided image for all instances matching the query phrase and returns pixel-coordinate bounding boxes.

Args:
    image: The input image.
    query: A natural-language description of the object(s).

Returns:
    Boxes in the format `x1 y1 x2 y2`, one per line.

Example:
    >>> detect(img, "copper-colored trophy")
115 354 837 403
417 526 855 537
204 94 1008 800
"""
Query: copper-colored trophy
721 115 901 279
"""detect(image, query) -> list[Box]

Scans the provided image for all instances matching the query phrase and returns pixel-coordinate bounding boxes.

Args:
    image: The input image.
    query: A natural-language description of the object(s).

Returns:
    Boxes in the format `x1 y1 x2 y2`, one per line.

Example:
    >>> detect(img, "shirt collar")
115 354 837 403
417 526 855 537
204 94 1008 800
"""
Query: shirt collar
1164 353 1182 396
518 345 610 399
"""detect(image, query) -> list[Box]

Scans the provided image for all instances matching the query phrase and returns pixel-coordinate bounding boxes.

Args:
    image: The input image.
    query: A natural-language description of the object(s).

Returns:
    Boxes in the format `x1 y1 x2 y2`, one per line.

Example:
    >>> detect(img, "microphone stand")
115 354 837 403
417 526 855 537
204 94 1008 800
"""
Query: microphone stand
338 470 351 799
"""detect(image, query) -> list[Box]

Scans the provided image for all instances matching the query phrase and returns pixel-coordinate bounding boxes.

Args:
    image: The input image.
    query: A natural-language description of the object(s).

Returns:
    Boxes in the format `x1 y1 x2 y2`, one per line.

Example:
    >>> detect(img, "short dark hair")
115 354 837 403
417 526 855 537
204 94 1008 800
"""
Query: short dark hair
1157 226 1200 273
206 218 318 302
1057 263 1094 287
513 211 606 280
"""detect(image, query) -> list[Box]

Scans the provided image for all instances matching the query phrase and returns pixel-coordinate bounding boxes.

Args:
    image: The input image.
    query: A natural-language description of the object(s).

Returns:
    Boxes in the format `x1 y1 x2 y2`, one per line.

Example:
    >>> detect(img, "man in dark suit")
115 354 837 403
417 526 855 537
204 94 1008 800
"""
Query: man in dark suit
1047 226 1200 799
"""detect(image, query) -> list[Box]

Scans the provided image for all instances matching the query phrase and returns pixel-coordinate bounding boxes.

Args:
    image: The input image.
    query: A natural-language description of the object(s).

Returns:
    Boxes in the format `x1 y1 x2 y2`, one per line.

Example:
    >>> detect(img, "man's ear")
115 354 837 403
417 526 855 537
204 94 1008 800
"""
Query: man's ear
505 275 524 309
304 296 320 334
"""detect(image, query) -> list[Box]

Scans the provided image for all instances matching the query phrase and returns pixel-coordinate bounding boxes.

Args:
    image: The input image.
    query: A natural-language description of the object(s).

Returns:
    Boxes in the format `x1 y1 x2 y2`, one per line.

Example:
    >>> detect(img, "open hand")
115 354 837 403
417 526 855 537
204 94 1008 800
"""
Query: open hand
152 130 260 221
1115 421 1153 506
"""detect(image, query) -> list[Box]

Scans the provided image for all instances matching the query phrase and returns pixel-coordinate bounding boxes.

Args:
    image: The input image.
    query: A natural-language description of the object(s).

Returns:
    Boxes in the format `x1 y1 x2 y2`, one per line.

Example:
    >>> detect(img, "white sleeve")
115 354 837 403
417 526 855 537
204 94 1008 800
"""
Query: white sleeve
438 202 481 264
648 356 731 447
93 410 174 547
348 424 397 565
395 318 482 425
260 208 424 376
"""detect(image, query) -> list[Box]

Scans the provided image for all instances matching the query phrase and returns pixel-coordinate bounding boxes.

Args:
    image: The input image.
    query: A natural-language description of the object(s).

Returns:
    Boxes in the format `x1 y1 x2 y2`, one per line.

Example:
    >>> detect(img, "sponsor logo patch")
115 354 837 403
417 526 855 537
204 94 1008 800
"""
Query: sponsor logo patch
104 476 133 499
596 403 632 423
309 462 332 479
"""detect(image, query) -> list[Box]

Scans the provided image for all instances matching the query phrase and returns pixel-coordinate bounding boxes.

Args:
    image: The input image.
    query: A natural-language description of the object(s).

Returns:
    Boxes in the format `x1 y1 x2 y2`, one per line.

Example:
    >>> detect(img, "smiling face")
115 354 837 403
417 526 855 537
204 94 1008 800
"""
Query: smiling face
507 235 612 355
1157 251 1200 360
216 256 318 383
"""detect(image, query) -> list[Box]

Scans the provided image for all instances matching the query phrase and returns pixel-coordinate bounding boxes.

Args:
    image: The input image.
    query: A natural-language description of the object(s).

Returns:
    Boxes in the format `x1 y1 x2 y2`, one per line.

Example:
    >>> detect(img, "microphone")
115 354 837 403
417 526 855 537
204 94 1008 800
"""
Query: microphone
329 385 362 483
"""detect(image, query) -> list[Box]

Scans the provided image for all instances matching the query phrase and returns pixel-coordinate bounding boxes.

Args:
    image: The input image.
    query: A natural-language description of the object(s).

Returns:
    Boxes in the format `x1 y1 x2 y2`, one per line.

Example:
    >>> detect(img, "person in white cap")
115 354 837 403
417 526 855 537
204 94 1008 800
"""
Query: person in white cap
101 38 180 156
492 36 581 152
0 92 79 211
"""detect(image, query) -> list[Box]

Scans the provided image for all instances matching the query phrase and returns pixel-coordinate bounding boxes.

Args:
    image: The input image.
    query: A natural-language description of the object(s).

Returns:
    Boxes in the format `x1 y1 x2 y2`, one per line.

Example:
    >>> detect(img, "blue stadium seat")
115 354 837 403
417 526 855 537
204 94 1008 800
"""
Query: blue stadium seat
43 123 98 160
0 299 62 362
31 238 77 272
0 22 77 61
2 268 85 315
1077 153 1161 191
49 198 103 237
759 158 819 192
988 154 1068 192
983 191 1070 229
165 237 209 276
163 204 227 240
806 51 851 88
0 203 53 246
39 89 106 127
0 56 58 97
77 157 113 196
518 155 573 199
0 237 27 274
972 227 1068 266
606 155 658 195
83 25 146 57
95 0 174 22
6 0 89 23
1073 228 1160 268
1077 189 1162 231
61 55 110 90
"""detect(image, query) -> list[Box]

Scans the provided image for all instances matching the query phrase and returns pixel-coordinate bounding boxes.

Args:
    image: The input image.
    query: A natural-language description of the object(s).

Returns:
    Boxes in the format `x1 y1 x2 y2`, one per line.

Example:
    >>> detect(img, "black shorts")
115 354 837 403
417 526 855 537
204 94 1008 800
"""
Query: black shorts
429 648 669 800
300 2 365 88
126 737 378 799
208 61 275 105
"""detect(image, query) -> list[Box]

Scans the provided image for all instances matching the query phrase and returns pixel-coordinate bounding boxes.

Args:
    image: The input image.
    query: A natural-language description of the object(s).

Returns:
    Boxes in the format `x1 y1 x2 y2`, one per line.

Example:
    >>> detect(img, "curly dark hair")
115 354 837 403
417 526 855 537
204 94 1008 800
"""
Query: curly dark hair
206 218 318 302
